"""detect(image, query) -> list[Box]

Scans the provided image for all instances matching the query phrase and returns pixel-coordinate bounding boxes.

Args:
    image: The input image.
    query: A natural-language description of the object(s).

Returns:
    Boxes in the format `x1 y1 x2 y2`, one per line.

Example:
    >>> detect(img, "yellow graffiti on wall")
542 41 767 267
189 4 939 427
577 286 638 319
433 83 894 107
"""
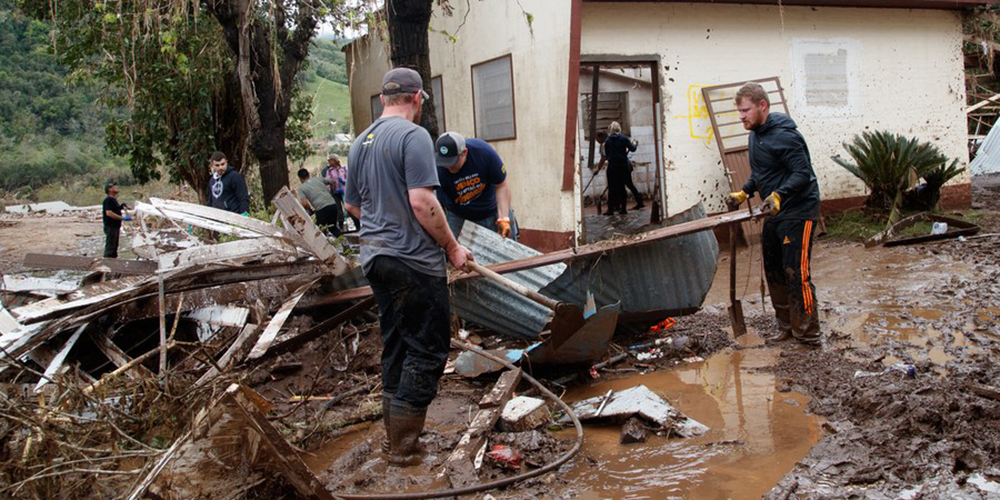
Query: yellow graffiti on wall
674 84 715 145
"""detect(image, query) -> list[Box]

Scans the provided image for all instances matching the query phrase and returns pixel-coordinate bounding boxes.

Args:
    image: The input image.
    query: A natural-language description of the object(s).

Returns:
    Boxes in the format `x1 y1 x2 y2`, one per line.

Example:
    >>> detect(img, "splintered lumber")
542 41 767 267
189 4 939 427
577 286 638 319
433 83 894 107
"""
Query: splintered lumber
314 209 759 306
194 323 260 387
185 306 250 328
34 324 85 393
443 369 522 488
272 187 349 275
245 279 320 361
11 276 151 324
223 384 336 500
158 237 298 272
967 93 1000 114
149 198 284 238
22 253 158 275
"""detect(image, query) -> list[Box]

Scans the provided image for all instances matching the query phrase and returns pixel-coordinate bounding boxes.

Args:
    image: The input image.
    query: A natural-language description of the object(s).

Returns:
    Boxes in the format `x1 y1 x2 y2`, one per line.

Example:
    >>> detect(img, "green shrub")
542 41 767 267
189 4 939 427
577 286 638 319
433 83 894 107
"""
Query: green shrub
832 130 963 225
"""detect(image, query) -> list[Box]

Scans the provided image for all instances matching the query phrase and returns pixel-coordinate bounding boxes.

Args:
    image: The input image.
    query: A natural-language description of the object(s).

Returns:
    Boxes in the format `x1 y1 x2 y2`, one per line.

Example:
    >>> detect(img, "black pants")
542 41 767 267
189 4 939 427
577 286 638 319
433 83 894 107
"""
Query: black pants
606 164 628 213
333 192 359 231
624 169 642 206
315 204 342 237
761 218 820 342
366 256 451 410
103 226 120 258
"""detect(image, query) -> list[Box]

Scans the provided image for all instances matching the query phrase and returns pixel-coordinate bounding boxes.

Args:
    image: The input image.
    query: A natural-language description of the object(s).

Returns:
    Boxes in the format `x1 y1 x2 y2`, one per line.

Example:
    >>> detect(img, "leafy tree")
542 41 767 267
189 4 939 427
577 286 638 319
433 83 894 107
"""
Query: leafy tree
16 0 368 203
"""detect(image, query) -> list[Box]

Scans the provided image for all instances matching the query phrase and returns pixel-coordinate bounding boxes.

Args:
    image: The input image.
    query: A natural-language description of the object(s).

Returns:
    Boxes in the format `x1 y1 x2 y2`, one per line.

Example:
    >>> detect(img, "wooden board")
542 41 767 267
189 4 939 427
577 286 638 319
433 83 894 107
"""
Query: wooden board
245 279 320 361
23 253 158 275
272 187 350 276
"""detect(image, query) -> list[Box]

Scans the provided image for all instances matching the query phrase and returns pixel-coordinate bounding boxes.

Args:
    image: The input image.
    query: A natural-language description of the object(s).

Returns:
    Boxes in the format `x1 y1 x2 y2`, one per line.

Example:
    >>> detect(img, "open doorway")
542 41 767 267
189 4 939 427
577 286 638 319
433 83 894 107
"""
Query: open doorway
578 60 665 244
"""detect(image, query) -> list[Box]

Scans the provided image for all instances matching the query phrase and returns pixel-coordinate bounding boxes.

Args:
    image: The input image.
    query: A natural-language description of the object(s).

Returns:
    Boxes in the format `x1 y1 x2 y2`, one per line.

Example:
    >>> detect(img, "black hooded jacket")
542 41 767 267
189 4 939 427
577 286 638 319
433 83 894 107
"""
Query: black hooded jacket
206 167 250 214
741 113 821 221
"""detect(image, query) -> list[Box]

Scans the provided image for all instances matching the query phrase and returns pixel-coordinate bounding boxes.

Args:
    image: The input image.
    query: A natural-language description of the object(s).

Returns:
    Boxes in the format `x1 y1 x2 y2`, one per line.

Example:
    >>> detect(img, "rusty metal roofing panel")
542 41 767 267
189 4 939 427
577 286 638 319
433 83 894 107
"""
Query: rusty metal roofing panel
542 203 719 316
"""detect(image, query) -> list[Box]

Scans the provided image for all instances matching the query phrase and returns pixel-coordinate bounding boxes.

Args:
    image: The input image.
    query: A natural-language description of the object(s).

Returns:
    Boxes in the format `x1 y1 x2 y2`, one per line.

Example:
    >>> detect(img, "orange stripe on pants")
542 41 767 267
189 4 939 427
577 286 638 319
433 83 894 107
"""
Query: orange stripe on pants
801 220 813 313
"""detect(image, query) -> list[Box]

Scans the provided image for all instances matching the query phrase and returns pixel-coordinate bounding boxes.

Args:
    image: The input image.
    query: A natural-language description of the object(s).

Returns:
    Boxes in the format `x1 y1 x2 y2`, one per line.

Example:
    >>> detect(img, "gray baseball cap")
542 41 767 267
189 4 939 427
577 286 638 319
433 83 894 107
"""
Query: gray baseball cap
435 132 466 168
381 67 430 100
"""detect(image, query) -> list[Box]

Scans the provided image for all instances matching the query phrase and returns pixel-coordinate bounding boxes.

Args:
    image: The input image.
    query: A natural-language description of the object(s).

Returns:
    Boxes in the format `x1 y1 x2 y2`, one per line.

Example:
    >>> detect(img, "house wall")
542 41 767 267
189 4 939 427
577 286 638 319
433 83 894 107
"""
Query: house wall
346 1 577 250
581 3 969 217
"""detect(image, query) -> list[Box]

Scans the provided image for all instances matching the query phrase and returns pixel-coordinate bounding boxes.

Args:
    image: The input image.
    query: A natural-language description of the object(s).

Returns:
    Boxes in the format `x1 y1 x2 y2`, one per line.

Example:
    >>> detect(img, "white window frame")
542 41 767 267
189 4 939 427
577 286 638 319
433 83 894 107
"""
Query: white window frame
790 38 862 118
471 54 517 141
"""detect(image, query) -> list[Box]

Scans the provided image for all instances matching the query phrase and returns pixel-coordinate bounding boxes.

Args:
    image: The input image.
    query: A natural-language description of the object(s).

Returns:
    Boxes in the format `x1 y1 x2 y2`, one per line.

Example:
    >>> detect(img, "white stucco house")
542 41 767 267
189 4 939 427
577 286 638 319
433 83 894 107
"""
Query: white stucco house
344 0 985 251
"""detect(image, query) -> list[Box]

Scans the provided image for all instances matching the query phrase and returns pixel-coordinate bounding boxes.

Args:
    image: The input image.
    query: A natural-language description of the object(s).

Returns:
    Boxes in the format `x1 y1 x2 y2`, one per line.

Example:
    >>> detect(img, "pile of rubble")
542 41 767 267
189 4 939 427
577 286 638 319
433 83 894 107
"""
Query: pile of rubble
0 191 753 498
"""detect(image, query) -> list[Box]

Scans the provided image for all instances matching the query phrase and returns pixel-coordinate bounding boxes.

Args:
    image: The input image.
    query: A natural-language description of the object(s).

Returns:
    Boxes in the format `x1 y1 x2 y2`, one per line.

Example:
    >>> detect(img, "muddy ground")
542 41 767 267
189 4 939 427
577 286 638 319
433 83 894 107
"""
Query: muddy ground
2 176 998 499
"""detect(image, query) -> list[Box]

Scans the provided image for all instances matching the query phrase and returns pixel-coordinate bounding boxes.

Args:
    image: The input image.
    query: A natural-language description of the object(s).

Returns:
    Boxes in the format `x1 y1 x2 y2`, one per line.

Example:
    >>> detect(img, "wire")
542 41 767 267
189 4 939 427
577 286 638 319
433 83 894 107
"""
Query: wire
331 339 585 500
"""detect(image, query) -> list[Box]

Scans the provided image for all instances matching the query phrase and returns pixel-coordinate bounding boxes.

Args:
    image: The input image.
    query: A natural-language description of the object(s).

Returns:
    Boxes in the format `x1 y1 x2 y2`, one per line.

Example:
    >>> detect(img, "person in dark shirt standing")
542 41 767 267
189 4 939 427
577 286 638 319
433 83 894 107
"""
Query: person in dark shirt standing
596 130 644 211
434 132 516 240
728 82 823 346
602 122 638 215
206 151 250 215
102 182 130 258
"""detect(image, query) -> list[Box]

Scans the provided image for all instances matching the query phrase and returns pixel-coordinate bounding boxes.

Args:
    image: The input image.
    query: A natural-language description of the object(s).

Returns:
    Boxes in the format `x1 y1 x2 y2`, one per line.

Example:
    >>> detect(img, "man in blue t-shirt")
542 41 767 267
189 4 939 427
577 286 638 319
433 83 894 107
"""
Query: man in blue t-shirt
434 132 517 240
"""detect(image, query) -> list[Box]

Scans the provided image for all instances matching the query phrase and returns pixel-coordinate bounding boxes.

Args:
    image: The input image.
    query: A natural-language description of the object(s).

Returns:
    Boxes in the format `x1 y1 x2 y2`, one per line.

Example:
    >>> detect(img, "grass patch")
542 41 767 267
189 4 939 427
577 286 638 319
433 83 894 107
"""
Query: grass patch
824 209 982 241
305 76 351 141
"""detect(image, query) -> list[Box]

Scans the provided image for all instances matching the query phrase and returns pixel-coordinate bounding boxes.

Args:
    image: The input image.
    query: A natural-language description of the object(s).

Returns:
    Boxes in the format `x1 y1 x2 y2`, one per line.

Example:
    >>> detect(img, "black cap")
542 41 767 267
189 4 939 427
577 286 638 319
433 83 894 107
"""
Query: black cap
381 67 430 100
435 132 466 168
104 182 116 194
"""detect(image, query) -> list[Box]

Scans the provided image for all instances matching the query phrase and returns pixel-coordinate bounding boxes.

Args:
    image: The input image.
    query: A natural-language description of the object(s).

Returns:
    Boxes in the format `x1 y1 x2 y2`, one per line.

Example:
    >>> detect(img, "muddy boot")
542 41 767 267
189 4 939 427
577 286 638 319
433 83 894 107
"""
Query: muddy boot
791 308 822 347
380 393 392 453
387 403 427 467
768 284 793 342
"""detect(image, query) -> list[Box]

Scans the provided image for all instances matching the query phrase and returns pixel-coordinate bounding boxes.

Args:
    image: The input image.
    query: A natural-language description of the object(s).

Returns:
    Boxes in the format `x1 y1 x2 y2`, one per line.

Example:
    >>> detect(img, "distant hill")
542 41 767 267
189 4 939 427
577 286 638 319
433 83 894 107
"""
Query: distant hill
302 38 353 141
0 4 125 193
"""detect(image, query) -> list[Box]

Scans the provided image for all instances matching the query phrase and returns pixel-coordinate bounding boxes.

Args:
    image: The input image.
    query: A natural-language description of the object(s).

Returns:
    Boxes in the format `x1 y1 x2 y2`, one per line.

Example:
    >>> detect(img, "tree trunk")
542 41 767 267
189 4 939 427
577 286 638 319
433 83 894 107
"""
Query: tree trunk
386 0 439 139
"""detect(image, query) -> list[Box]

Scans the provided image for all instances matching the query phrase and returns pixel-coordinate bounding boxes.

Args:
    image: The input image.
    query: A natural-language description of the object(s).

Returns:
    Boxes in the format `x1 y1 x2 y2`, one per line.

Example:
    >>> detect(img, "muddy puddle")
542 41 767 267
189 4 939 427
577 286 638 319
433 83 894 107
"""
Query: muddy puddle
557 335 822 499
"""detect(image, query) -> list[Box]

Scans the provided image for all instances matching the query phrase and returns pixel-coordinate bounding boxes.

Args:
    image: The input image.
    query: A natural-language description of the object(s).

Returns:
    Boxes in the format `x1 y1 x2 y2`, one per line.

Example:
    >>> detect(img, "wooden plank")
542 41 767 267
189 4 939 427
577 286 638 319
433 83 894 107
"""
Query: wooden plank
272 187 349 275
223 384 336 500
150 198 284 238
34 324 85 393
185 306 250 328
245 279 320 361
312 209 759 306
11 276 151 324
967 93 1000 114
442 369 522 488
136 202 266 239
158 237 298 272
194 323 260 387
22 253 158 275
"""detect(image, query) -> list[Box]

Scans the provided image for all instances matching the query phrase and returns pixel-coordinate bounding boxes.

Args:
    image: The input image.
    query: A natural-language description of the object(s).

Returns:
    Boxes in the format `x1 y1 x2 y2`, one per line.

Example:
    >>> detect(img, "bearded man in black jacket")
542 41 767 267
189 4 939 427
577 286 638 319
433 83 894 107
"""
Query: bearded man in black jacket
728 82 822 346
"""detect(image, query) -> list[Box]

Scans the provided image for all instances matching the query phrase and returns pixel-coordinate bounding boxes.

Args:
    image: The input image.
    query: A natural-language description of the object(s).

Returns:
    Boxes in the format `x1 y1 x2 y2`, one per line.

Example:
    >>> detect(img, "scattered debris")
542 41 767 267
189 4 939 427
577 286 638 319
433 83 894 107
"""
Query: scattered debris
620 416 650 444
566 385 709 438
486 445 523 470
498 396 551 432
865 212 980 247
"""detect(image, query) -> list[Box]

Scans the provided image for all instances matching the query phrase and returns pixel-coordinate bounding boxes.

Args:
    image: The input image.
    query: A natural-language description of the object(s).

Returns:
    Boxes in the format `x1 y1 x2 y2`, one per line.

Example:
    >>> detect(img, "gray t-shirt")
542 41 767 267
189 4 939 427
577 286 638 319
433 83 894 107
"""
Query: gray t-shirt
298 178 336 211
345 116 446 277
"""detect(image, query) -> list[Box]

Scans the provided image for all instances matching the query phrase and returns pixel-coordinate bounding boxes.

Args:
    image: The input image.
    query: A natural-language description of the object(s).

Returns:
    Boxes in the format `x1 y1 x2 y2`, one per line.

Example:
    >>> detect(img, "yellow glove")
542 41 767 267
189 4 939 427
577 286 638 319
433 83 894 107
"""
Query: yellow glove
727 190 748 208
761 192 781 215
497 218 512 239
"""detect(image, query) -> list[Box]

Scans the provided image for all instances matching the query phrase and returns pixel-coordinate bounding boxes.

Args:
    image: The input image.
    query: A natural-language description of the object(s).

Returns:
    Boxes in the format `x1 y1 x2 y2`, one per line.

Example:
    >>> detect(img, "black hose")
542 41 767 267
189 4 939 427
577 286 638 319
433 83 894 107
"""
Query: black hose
331 339 584 500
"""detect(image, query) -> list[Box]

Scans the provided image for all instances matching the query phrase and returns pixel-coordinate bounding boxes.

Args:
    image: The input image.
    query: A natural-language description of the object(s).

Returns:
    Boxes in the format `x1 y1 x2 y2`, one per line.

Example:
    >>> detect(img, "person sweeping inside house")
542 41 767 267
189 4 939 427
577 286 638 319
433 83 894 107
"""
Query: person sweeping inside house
728 82 822 346
601 122 639 215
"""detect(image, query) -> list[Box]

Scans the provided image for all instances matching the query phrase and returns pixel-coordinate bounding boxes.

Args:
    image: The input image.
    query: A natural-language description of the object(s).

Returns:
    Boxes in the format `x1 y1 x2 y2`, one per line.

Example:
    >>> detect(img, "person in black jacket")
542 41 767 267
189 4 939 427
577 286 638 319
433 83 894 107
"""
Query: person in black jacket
728 82 822 346
101 182 131 258
602 122 638 215
206 151 250 215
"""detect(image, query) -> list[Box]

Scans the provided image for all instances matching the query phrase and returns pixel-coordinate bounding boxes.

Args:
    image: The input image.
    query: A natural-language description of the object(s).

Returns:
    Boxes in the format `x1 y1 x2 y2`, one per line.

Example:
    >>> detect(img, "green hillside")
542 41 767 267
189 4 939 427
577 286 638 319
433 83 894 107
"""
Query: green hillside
302 38 353 142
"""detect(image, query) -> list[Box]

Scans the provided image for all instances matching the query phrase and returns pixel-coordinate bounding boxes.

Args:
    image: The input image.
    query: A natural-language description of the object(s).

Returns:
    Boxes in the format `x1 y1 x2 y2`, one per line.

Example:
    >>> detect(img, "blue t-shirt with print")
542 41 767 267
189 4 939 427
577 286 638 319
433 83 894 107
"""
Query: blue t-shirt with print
436 138 506 221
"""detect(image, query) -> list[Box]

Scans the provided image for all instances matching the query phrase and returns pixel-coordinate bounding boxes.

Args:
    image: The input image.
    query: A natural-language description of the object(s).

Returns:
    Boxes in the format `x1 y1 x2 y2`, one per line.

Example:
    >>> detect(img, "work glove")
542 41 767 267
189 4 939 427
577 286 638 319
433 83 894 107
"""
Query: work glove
727 190 748 209
122 215 132 221
497 218 512 239
760 192 781 215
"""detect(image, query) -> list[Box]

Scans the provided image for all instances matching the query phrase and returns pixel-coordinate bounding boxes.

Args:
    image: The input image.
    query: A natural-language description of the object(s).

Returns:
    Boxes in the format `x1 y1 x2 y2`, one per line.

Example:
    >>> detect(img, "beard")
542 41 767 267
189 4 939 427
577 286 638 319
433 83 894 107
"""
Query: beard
412 102 423 125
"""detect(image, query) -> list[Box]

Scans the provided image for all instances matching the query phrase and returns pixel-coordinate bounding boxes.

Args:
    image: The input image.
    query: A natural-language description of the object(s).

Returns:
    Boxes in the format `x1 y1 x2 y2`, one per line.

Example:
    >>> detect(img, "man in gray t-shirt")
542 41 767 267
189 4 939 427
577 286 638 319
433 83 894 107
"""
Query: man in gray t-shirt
344 67 473 467
297 168 341 236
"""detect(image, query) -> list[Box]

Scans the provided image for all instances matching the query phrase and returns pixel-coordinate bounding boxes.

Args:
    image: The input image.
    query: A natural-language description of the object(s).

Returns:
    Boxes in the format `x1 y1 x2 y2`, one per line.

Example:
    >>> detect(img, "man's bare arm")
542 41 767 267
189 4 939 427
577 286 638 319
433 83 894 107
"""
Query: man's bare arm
300 197 315 212
408 187 472 269
495 180 512 220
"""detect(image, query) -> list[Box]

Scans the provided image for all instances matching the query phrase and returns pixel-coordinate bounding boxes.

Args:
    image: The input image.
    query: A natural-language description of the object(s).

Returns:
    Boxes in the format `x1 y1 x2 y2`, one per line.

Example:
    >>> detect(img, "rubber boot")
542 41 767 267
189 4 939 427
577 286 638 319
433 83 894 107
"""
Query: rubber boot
768 283 794 342
381 392 392 453
387 403 427 467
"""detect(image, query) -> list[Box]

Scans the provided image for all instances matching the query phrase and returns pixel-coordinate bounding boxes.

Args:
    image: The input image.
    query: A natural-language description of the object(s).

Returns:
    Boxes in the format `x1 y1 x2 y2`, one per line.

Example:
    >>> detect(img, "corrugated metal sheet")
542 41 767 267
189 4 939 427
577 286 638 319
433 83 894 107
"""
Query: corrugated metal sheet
971 123 1000 176
450 223 567 340
541 203 718 317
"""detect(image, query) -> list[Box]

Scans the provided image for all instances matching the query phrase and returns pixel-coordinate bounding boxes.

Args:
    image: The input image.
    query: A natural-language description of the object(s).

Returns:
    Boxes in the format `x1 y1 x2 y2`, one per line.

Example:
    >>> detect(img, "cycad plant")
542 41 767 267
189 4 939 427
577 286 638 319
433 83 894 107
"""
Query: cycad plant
832 131 963 224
